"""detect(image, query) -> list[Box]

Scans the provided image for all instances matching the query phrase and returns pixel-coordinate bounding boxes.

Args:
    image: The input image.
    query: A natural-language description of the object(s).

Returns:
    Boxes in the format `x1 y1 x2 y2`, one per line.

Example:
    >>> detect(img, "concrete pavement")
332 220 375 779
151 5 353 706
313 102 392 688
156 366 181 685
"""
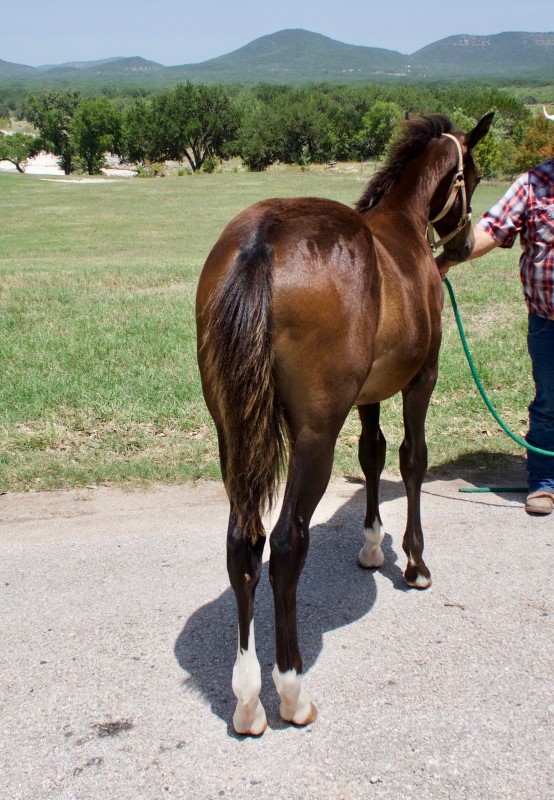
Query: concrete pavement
1 476 553 799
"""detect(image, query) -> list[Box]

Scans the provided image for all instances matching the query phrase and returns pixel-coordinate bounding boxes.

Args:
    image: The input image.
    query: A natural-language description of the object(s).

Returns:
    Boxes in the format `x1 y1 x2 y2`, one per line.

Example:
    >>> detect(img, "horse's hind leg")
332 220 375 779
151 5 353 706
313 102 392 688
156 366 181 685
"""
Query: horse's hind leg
219 420 267 736
269 429 337 726
400 366 437 589
227 513 267 735
357 403 386 569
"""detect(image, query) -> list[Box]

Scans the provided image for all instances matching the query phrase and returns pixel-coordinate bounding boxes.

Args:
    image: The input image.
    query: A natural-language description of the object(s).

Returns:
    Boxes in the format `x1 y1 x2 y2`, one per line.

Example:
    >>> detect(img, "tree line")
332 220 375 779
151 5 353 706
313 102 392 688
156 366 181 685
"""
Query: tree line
1 82 551 177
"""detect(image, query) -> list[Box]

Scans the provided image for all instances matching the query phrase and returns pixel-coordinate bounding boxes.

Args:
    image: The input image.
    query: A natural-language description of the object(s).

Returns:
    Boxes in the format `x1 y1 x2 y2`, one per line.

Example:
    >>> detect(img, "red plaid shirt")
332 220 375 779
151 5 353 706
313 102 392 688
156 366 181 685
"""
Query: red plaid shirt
476 158 554 319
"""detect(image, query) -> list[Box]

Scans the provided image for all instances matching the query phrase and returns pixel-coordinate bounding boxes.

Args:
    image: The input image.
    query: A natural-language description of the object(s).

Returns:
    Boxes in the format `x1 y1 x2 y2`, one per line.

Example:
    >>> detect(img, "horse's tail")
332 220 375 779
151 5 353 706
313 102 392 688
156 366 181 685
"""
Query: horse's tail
202 223 289 542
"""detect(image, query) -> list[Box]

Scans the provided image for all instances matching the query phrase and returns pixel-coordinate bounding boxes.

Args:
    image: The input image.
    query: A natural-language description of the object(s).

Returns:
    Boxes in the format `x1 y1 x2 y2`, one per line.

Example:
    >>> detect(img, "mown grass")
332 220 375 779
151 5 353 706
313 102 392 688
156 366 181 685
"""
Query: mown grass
0 168 528 492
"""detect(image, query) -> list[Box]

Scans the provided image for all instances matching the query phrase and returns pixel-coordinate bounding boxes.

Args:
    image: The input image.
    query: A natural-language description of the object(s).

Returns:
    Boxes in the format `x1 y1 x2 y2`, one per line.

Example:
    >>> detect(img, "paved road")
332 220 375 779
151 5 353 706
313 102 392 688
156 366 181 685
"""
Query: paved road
1 476 553 799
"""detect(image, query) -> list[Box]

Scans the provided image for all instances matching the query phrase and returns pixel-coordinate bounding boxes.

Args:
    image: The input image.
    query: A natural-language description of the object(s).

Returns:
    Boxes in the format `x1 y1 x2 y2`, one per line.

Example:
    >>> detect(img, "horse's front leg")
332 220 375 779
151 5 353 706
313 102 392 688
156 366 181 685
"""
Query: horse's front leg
400 365 438 589
269 431 336 726
357 403 386 569
227 514 267 735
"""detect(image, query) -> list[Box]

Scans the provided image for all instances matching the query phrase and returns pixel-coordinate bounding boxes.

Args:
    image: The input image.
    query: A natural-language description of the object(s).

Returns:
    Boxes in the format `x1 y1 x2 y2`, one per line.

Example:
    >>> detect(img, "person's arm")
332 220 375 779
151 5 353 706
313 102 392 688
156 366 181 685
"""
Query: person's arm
436 226 499 279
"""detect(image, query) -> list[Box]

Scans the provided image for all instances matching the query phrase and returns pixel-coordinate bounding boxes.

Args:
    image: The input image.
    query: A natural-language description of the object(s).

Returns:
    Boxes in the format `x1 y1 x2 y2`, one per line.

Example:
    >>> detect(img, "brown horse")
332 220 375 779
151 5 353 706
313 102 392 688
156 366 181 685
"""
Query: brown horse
196 112 493 735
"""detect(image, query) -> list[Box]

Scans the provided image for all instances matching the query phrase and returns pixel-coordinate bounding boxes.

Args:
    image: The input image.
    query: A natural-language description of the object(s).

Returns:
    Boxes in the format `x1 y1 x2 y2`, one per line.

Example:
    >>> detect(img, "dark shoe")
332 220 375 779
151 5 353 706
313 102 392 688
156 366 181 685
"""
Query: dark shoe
525 491 554 516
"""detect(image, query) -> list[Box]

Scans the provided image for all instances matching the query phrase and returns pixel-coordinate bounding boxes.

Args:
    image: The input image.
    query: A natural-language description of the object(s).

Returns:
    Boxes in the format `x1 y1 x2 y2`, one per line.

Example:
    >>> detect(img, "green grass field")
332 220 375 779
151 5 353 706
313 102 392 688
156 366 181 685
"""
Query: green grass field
0 167 529 492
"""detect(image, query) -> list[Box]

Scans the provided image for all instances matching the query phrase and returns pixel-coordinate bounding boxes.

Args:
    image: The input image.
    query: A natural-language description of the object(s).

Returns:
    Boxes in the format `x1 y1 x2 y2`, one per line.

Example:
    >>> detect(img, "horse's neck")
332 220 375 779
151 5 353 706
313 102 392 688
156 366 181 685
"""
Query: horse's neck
379 150 448 227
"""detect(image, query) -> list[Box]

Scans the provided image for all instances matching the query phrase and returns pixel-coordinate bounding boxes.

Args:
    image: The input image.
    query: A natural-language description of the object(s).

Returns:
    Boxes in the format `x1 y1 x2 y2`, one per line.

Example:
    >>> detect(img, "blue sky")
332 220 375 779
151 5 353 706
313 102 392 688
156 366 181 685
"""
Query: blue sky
6 0 553 66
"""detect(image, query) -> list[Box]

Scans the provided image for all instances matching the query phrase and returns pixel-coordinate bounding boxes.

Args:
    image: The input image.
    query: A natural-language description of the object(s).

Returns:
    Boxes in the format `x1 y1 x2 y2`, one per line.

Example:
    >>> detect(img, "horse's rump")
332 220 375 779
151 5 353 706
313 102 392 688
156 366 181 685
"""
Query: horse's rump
198 198 381 541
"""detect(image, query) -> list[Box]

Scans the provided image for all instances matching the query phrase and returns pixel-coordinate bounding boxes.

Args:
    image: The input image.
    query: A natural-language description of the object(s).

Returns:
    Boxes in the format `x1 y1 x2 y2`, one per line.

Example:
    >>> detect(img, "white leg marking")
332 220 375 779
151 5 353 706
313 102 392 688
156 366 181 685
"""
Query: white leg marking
231 621 267 735
358 518 385 568
272 666 317 726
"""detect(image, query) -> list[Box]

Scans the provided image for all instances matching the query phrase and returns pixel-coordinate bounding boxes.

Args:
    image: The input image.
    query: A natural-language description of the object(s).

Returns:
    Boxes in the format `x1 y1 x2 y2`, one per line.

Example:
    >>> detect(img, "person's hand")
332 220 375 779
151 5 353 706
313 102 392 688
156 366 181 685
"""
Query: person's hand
435 252 454 281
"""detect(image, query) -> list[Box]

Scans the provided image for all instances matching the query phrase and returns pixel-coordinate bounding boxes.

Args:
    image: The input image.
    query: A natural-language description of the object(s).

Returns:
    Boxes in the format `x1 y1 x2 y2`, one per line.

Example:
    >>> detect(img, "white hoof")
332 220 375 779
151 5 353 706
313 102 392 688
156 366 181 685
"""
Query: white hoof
272 666 317 726
232 621 266 735
233 699 267 736
358 520 385 569
281 700 318 727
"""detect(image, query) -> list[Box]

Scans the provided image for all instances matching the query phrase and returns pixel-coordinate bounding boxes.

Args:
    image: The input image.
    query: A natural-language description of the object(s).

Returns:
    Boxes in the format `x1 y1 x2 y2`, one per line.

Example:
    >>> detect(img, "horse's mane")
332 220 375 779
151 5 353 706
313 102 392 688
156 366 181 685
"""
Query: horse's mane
355 114 458 214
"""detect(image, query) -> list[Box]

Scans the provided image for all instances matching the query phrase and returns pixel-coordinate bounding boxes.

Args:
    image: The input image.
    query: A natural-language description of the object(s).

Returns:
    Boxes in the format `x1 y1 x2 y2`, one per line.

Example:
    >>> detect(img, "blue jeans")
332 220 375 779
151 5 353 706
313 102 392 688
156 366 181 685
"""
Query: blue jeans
526 313 554 492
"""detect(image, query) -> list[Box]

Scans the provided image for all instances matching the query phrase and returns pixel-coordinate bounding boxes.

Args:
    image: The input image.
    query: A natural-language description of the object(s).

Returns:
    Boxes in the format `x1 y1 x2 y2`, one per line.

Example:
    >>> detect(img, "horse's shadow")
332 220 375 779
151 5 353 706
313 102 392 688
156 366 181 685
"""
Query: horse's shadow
174 478 407 734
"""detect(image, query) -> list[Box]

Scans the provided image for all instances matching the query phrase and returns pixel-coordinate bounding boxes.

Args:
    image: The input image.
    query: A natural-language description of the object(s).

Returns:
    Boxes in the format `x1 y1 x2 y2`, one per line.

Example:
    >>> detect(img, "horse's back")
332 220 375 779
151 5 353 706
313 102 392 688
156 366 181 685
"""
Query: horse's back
198 196 374 285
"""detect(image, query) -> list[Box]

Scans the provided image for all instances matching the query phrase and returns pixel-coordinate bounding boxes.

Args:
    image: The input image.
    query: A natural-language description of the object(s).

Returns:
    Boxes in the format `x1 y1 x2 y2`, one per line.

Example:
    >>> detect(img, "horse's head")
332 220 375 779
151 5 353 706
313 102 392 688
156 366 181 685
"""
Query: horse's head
427 112 495 262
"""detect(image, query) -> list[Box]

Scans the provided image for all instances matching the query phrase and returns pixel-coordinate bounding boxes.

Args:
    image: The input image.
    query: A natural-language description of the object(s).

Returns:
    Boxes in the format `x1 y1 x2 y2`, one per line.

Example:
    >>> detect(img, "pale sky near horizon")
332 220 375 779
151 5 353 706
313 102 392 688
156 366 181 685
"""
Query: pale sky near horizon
4 0 553 67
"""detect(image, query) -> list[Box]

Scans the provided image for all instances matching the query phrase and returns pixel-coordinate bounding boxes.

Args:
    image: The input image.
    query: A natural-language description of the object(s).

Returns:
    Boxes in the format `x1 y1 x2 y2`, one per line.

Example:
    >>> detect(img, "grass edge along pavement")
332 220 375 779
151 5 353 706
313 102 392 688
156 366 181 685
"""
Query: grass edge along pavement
0 168 530 492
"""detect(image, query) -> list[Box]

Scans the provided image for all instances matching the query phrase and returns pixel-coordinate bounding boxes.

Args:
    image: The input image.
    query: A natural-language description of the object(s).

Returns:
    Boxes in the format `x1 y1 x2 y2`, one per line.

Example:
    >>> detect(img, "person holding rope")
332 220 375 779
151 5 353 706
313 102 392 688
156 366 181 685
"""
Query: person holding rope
436 107 554 516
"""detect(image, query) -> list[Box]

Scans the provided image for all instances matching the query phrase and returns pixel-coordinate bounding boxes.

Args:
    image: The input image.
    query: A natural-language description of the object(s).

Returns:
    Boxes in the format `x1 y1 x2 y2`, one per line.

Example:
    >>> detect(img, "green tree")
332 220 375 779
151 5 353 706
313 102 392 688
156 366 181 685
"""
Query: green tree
357 101 403 160
279 89 337 164
25 91 81 174
474 129 501 179
235 85 345 169
0 132 38 172
514 113 554 173
233 92 280 170
450 108 500 178
122 99 157 165
69 98 122 174
497 137 519 179
146 83 239 171
324 88 368 161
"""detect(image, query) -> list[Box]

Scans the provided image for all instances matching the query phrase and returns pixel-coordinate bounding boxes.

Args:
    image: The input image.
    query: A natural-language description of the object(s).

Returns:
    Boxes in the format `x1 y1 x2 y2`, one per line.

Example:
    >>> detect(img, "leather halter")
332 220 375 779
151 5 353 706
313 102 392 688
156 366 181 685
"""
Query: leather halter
426 133 470 252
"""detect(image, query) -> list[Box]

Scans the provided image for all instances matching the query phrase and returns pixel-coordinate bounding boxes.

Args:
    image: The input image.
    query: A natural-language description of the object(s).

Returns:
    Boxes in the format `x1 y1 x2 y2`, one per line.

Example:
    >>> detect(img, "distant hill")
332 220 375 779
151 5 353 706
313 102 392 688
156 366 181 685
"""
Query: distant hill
0 58 37 79
90 57 165 75
1 29 553 86
36 57 125 71
168 30 408 83
410 31 554 76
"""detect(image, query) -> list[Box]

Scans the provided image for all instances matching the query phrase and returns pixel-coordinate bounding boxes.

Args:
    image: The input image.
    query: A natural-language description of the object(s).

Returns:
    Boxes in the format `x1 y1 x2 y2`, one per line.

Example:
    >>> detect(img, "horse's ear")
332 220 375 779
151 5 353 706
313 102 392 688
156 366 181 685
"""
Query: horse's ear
466 112 495 148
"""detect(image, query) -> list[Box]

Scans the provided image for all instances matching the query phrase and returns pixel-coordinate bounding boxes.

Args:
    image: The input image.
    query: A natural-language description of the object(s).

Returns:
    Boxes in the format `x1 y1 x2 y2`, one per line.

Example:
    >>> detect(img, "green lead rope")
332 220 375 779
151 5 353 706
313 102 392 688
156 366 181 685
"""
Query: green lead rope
444 277 554 458
443 277 554 494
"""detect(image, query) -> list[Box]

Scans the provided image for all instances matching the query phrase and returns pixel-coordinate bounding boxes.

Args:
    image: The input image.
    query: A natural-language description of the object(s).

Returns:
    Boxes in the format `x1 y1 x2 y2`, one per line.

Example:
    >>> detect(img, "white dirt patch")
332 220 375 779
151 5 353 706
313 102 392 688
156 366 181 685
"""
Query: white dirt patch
41 177 126 183
0 150 62 175
0 150 136 178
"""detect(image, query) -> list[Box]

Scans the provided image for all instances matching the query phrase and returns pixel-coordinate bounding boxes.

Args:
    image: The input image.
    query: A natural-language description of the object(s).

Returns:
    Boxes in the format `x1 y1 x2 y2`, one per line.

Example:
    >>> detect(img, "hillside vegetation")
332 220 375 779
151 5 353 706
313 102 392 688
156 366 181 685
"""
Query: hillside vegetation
1 29 553 87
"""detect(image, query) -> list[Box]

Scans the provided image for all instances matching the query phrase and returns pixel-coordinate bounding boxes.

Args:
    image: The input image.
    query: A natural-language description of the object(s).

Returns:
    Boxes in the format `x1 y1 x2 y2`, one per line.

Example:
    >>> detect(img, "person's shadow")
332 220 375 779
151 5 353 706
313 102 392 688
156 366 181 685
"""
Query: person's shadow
174 477 408 734
426 450 527 489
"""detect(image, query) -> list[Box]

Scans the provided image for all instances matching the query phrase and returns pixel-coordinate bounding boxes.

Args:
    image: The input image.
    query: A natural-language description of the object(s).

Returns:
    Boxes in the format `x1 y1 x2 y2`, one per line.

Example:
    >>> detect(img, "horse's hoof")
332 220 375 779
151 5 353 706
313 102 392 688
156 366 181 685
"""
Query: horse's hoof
233 719 268 737
358 524 385 569
233 702 267 736
234 720 268 737
358 547 385 569
404 560 432 589
283 701 318 727
405 576 432 589
404 570 432 589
